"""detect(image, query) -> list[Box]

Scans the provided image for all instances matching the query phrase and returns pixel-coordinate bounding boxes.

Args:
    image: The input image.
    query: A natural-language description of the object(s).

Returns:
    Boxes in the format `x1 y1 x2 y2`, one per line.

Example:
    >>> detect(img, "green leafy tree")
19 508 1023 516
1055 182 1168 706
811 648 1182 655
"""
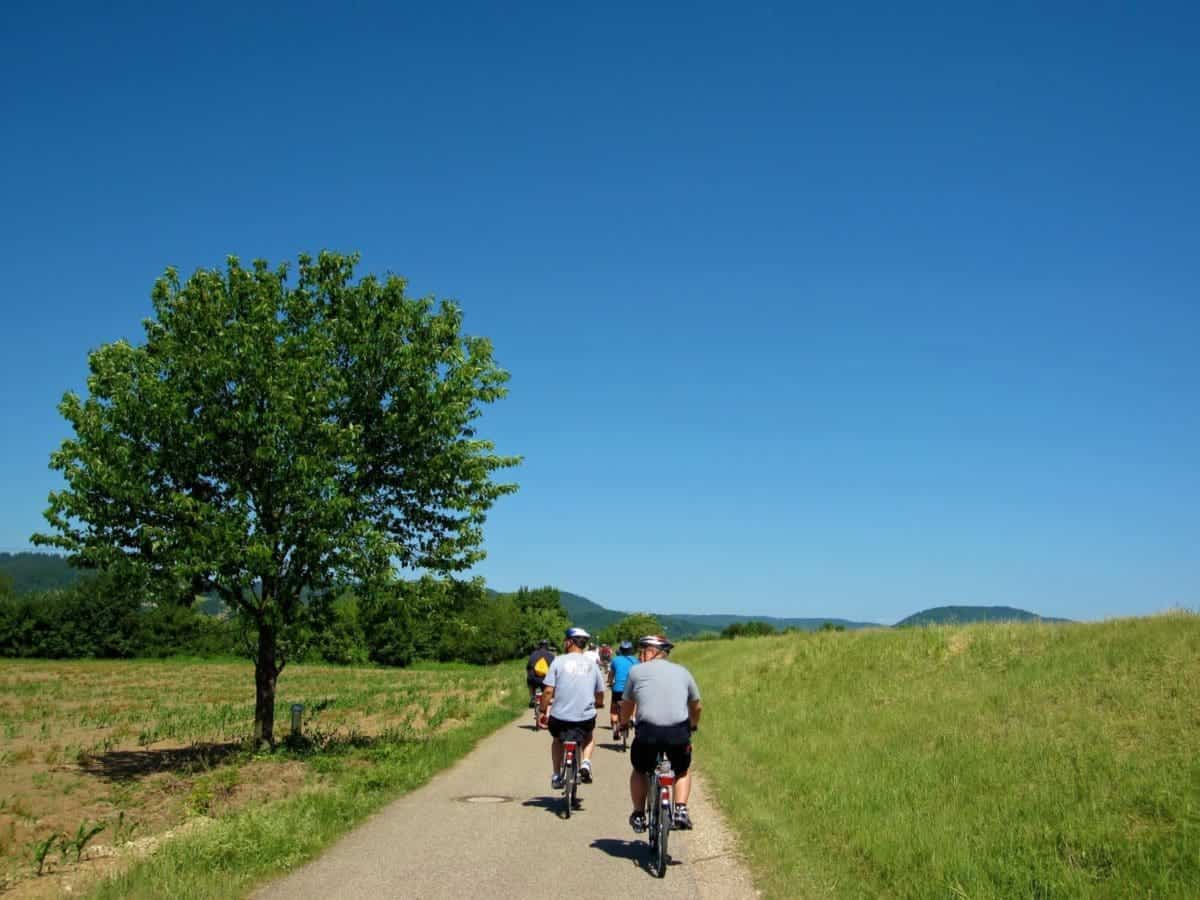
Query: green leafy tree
511 586 569 650
721 620 776 638
599 612 665 646
34 252 518 744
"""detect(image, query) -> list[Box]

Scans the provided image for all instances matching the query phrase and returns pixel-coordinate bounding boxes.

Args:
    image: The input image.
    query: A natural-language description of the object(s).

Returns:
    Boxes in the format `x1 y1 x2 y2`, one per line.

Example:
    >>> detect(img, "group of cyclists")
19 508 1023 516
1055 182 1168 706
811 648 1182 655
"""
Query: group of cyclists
525 627 703 832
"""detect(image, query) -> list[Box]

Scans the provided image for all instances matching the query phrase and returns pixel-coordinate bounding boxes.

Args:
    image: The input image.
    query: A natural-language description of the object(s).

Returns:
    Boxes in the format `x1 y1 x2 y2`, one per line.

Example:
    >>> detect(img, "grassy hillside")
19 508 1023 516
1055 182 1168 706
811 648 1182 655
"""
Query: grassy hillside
897 604 1072 627
676 613 1200 898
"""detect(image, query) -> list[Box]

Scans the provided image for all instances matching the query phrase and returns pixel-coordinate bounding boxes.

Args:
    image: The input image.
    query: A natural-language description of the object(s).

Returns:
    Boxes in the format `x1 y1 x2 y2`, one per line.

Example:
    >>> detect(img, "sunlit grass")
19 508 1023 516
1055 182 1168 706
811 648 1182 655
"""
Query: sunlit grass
0 658 525 897
676 613 1200 899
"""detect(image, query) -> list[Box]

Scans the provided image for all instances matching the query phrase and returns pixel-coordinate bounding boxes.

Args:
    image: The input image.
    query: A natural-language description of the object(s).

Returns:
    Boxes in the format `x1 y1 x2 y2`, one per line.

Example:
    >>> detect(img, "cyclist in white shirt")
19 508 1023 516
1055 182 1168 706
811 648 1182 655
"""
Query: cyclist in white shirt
539 627 606 787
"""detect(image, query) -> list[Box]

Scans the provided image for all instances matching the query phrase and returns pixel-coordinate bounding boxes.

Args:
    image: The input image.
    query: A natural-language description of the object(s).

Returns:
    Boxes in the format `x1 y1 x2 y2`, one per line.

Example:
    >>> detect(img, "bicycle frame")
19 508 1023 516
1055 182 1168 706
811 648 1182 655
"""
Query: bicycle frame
560 738 580 817
645 751 674 877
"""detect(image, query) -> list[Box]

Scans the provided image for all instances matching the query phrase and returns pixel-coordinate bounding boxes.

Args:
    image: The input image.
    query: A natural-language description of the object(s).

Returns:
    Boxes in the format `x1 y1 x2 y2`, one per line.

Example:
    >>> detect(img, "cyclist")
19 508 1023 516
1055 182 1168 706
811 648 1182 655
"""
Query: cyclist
617 634 702 831
539 627 606 788
608 640 636 737
583 640 602 670
526 639 555 707
598 642 613 675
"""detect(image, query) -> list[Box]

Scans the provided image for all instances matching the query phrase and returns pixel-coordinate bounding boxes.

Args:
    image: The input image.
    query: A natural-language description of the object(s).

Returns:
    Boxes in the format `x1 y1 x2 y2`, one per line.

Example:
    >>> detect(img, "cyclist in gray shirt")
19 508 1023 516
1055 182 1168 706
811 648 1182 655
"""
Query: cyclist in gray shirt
618 634 702 831
539 626 605 788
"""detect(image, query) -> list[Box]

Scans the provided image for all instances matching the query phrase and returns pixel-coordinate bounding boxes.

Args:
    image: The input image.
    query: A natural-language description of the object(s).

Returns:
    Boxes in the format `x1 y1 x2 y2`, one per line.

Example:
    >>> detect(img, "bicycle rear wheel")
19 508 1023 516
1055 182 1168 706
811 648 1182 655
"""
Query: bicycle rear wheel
656 803 670 877
564 757 577 817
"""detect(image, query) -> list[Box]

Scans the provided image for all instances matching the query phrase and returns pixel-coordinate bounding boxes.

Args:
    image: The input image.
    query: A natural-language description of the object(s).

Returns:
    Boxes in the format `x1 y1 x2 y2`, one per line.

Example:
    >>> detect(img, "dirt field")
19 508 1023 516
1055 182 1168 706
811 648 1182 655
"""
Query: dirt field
0 658 516 897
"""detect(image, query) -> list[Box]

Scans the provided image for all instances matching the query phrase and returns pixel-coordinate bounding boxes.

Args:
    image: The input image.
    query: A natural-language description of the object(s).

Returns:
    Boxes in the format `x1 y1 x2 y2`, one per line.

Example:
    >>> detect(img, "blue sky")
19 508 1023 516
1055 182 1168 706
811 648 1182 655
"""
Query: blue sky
2 1 1197 624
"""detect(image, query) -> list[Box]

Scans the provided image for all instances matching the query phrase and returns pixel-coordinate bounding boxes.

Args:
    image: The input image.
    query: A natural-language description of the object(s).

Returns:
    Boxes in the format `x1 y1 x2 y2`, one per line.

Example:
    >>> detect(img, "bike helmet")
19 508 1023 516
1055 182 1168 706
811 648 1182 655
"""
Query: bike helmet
637 634 674 652
537 638 549 648
619 640 634 652
565 626 591 640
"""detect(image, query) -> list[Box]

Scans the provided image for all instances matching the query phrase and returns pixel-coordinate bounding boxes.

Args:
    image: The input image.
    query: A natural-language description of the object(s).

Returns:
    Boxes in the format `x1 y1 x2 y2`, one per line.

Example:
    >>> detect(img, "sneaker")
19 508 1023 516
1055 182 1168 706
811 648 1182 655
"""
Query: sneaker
674 804 693 830
579 761 593 784
551 773 564 790
629 810 647 833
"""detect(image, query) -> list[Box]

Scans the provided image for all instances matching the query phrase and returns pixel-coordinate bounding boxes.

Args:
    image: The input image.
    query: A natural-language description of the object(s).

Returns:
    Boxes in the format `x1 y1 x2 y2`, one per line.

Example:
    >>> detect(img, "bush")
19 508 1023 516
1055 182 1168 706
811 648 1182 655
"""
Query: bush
721 620 776 639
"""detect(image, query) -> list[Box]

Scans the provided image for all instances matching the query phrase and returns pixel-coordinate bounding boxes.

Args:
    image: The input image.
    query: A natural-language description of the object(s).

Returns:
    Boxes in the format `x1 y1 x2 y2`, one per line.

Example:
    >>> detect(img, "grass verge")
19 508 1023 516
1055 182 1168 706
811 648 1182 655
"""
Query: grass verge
89 689 523 899
0 657 524 897
676 613 1200 899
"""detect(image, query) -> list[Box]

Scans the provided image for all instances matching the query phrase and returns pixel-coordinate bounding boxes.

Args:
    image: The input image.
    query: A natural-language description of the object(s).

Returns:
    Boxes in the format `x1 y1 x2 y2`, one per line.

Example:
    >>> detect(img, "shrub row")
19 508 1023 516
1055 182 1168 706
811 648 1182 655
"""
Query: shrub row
0 576 568 667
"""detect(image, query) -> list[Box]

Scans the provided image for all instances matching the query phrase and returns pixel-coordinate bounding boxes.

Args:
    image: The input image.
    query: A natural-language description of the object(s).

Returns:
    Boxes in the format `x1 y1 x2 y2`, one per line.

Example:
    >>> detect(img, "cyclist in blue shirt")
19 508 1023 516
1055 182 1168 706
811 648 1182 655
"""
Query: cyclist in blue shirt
608 641 637 739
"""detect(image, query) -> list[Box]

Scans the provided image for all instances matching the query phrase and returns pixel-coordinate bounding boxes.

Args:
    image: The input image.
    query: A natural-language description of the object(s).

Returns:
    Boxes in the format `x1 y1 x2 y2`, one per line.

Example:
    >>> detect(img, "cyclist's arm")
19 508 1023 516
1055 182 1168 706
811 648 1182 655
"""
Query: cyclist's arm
539 686 554 716
688 699 702 731
618 698 636 729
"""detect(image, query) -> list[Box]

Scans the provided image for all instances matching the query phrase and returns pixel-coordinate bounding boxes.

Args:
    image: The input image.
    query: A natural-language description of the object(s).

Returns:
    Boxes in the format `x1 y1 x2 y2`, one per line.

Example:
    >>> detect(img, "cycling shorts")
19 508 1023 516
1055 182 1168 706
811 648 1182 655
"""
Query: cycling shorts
630 720 692 776
609 690 624 708
548 716 596 742
527 674 546 689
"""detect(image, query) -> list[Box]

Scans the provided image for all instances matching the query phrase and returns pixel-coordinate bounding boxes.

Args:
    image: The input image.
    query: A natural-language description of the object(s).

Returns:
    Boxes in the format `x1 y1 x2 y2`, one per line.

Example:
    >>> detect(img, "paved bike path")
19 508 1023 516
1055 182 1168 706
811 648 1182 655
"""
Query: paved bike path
256 713 758 899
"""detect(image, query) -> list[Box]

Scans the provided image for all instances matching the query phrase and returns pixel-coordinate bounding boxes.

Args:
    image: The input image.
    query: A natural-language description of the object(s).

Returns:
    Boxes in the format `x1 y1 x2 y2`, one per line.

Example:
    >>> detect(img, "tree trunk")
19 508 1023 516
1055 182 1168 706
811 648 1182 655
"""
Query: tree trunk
253 623 278 747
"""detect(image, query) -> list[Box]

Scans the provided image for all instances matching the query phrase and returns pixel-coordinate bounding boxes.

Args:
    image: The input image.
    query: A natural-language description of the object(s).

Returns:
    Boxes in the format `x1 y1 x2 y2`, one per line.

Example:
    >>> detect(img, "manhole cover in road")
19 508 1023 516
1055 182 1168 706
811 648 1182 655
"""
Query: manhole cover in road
457 795 512 804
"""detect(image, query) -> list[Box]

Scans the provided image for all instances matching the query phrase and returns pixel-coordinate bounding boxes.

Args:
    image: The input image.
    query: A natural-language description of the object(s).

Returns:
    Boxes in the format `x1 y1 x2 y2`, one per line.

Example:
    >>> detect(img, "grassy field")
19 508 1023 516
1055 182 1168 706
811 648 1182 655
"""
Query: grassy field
676 612 1200 899
0 657 525 898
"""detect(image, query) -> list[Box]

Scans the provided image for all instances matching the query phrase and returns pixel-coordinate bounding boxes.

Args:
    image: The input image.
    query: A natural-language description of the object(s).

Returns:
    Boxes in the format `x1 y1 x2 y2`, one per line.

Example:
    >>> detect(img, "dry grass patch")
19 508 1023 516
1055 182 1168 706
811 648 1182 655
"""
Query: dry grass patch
0 658 522 898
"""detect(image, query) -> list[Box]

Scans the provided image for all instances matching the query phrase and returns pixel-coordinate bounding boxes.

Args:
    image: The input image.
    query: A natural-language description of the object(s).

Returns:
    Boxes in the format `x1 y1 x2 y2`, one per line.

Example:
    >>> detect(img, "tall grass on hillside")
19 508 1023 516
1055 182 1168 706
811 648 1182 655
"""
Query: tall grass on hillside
677 614 1200 899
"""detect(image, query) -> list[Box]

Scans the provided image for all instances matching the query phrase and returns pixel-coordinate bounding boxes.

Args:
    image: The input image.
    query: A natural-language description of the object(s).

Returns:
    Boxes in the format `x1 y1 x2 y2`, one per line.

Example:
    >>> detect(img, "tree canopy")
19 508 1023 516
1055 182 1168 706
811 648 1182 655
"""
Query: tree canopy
35 252 519 743
598 612 665 646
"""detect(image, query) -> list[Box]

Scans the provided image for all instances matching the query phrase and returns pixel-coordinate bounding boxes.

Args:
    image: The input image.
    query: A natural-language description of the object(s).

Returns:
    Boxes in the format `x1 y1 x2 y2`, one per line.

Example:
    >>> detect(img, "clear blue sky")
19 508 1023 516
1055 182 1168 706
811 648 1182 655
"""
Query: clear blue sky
2 1 1197 625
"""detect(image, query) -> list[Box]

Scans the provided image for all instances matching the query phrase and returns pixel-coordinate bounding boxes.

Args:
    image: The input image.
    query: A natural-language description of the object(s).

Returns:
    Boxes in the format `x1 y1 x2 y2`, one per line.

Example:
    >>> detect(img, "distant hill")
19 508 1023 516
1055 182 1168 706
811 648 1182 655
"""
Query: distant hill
896 605 1071 627
556 590 878 637
0 552 83 594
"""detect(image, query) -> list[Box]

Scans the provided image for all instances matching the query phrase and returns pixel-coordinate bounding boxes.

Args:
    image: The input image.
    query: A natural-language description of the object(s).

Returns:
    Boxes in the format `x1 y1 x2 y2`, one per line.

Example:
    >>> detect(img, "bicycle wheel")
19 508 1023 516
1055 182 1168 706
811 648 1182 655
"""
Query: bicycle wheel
654 793 670 878
564 758 576 817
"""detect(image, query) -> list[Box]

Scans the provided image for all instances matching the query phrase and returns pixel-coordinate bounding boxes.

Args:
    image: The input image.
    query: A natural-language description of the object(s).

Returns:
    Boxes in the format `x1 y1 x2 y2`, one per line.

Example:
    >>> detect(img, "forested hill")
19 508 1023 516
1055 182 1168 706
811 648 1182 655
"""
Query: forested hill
557 591 879 637
896 605 1072 627
0 552 82 593
0 557 1068 633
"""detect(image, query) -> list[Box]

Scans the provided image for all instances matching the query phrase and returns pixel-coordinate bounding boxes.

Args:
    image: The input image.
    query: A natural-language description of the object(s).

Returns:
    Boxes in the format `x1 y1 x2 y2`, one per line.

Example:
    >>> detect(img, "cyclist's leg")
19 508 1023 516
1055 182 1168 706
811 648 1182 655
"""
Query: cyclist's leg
674 771 692 804
548 717 565 771
581 716 597 763
629 735 655 811
665 735 694 827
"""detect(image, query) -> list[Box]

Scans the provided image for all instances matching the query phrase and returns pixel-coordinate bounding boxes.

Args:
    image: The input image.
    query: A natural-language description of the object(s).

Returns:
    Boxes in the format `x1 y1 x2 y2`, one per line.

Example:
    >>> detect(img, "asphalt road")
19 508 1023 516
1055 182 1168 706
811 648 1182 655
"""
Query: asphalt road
256 711 759 899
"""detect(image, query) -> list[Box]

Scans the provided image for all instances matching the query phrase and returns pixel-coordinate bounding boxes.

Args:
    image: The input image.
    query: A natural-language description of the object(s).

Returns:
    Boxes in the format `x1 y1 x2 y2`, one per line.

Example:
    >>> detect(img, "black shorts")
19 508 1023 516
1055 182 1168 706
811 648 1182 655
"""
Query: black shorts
527 676 545 690
631 721 692 776
609 689 624 707
548 716 596 742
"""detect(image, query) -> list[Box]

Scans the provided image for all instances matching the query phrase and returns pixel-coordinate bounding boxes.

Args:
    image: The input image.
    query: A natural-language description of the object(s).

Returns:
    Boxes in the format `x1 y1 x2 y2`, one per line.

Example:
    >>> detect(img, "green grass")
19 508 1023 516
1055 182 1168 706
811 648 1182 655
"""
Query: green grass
0 657 525 896
675 613 1200 899
90 690 523 898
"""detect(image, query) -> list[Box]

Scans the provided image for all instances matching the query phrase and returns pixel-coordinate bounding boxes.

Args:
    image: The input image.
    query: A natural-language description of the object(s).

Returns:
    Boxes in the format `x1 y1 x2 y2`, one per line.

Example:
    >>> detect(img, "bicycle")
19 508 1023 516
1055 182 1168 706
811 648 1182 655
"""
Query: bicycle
644 750 675 877
532 687 543 730
557 726 585 818
612 717 630 752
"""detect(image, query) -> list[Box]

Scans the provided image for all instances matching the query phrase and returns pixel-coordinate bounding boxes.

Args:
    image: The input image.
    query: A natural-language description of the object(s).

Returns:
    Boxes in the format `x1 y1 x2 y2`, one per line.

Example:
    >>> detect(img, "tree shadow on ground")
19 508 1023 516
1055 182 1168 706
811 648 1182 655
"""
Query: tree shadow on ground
77 728 425 782
78 741 244 780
